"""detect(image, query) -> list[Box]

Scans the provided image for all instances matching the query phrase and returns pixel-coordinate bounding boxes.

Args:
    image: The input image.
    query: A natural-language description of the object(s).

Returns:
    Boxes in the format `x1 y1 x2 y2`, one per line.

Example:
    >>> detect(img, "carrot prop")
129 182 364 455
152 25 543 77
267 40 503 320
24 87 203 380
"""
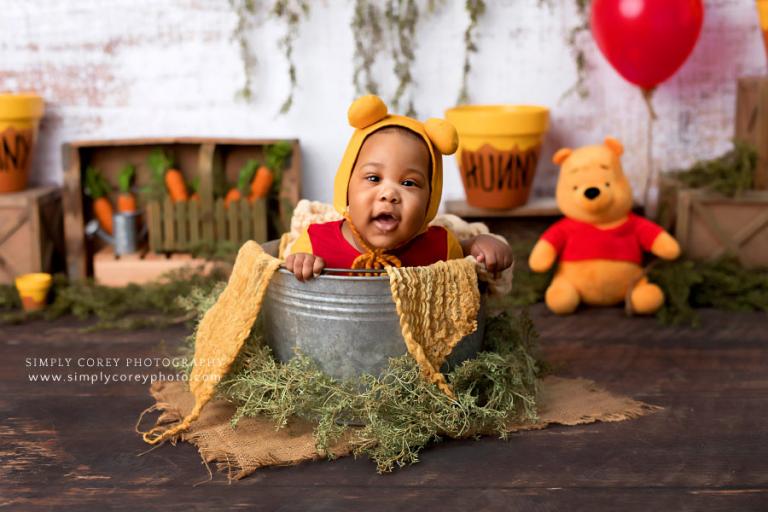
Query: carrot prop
248 164 273 201
84 166 114 235
226 160 258 208
147 149 188 202
254 141 293 202
117 164 137 213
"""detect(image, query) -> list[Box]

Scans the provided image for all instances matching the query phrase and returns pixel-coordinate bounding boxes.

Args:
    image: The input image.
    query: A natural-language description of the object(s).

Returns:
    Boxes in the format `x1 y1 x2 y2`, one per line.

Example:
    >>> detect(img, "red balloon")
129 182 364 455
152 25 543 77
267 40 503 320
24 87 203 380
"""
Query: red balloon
590 0 704 90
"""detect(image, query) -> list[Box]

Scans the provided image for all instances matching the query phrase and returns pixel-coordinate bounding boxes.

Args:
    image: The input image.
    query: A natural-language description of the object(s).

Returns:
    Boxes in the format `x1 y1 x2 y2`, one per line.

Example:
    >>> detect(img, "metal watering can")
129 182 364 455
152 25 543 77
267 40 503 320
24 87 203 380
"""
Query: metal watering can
85 212 147 255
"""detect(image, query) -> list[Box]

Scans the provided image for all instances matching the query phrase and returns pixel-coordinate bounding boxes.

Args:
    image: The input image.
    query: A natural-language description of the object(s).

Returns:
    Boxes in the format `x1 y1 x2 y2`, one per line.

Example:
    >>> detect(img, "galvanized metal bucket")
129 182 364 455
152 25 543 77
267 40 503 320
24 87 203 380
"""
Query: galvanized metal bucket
261 241 485 381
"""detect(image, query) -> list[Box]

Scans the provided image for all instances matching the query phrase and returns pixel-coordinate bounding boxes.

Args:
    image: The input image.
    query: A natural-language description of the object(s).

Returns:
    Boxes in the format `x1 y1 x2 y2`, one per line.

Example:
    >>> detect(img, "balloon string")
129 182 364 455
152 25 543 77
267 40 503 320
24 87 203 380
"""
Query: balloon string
642 87 656 217
641 87 657 121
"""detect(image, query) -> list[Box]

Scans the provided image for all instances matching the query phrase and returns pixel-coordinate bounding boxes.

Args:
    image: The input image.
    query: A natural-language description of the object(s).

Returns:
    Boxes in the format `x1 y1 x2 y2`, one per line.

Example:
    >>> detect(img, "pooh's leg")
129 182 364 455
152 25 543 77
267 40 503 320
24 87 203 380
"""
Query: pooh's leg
545 276 580 315
629 278 664 314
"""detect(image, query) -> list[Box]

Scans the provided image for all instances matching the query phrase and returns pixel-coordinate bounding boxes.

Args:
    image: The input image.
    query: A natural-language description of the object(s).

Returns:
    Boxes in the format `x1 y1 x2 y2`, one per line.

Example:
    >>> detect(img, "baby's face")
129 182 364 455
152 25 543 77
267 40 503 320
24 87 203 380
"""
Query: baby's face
347 130 431 250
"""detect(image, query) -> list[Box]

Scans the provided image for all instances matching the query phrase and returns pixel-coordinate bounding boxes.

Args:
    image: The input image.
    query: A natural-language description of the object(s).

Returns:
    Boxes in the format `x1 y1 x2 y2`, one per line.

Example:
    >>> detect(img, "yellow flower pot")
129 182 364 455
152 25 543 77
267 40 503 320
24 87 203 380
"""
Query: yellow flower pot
0 92 45 193
15 272 52 312
757 1 768 64
445 104 549 209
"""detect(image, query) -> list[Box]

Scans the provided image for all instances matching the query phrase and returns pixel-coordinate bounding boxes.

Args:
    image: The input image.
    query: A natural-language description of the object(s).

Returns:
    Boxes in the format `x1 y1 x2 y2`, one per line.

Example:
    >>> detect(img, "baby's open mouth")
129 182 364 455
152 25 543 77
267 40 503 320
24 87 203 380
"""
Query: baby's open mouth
372 212 399 232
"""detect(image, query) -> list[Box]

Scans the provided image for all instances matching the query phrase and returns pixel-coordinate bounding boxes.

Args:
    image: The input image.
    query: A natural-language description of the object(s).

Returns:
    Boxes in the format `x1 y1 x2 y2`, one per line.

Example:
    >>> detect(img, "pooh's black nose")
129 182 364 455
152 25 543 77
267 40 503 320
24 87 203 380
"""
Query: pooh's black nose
584 187 601 200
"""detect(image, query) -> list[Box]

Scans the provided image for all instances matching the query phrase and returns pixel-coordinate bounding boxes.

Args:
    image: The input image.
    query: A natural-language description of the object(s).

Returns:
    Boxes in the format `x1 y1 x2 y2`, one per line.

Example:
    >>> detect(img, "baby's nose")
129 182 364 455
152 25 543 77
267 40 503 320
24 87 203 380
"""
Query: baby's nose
379 185 400 202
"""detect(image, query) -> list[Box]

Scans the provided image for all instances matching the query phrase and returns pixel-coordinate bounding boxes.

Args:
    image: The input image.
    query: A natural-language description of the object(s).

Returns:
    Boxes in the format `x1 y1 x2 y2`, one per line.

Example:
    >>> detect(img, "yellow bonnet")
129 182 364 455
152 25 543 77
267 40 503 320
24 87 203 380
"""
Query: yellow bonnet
332 95 459 232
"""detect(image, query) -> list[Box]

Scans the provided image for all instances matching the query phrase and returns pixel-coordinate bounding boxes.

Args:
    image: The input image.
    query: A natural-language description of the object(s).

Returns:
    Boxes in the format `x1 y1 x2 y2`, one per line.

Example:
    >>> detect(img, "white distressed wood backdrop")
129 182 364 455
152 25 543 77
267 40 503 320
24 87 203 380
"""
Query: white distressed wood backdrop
0 0 764 207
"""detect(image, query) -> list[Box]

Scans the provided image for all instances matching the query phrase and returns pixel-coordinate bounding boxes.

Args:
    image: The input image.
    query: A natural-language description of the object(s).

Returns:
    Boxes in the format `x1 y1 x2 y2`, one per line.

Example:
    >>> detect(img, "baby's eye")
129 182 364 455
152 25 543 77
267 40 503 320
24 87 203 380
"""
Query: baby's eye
401 179 417 187
366 175 380 183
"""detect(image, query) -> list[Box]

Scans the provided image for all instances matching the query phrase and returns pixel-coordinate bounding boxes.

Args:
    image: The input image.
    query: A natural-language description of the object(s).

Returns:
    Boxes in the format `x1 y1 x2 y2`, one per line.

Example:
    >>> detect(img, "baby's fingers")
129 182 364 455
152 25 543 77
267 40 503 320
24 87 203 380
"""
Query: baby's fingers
300 256 316 281
312 257 325 277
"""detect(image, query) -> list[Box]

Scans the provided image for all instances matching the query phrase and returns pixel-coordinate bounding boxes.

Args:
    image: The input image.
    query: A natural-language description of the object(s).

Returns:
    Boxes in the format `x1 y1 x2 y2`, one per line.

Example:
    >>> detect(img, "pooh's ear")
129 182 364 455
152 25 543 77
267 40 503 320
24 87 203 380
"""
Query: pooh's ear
348 95 388 129
553 148 572 165
604 137 624 156
424 118 459 155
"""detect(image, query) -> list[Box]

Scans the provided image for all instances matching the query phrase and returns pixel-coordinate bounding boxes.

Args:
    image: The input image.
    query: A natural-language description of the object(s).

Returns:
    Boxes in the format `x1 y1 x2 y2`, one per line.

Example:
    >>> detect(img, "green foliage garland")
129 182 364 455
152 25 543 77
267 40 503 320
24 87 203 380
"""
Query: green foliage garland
214 310 539 473
670 141 757 197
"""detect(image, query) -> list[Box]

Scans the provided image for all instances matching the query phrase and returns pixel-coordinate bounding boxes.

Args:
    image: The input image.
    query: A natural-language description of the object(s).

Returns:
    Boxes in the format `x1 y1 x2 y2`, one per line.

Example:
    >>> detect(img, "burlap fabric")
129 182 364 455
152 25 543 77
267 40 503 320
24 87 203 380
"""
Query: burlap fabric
139 377 660 480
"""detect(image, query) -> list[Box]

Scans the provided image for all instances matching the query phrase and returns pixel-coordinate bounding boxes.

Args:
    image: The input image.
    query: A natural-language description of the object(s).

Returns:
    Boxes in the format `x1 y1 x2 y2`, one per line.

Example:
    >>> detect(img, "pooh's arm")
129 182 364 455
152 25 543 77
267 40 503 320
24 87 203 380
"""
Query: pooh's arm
633 215 680 261
529 239 558 272
650 231 681 260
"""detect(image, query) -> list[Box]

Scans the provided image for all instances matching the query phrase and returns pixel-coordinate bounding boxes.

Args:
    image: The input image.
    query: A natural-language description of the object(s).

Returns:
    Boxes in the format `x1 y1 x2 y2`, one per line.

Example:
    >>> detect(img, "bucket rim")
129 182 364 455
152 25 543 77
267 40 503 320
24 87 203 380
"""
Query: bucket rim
276 267 390 281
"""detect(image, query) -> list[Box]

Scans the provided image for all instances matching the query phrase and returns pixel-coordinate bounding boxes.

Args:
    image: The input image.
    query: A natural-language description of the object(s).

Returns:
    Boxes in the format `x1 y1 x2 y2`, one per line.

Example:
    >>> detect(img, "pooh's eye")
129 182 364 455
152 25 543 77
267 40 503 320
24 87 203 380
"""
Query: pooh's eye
605 182 610 187
572 186 578 191
600 164 610 170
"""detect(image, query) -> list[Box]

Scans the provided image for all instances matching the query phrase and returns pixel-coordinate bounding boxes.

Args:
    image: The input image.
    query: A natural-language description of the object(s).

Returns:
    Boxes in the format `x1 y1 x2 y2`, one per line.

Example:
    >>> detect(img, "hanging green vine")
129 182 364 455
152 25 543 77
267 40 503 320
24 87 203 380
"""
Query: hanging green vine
229 0 259 102
230 1 587 114
384 0 419 116
272 0 311 113
456 0 486 105
352 0 384 97
560 0 591 102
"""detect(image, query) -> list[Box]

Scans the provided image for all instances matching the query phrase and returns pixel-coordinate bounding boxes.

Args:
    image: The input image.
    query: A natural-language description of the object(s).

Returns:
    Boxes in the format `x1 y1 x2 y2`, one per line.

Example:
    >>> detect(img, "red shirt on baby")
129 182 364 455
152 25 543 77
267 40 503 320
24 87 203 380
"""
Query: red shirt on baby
305 219 457 269
541 213 663 264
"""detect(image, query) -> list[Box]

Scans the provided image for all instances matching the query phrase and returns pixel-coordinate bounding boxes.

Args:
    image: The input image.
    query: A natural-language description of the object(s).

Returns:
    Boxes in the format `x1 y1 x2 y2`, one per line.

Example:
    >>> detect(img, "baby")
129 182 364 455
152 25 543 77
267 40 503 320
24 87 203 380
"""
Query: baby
285 95 512 280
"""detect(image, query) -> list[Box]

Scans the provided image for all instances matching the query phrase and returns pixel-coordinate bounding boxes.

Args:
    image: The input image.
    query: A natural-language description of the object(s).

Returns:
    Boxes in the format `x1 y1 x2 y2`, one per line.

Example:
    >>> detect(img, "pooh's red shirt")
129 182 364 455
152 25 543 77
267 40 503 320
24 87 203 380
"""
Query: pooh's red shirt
541 213 663 264
302 219 462 269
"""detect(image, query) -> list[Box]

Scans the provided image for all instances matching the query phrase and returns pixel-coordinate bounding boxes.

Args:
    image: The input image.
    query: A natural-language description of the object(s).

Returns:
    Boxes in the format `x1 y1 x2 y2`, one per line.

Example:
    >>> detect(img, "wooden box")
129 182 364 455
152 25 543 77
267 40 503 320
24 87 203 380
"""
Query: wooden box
92 247 222 287
0 186 66 284
62 138 301 280
659 178 768 268
735 76 768 189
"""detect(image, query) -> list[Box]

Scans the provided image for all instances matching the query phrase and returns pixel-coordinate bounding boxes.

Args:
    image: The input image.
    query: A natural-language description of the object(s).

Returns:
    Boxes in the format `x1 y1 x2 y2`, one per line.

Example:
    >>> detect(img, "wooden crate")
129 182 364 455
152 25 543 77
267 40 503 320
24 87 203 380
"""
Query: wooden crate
660 178 768 268
735 76 768 189
0 186 66 284
62 138 301 280
92 246 224 287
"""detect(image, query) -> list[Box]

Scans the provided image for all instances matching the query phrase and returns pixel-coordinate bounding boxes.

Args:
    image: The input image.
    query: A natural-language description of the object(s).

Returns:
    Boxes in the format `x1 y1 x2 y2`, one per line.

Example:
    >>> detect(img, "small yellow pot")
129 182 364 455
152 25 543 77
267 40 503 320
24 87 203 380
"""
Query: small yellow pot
15 272 52 312
0 92 45 193
757 1 768 64
446 104 549 209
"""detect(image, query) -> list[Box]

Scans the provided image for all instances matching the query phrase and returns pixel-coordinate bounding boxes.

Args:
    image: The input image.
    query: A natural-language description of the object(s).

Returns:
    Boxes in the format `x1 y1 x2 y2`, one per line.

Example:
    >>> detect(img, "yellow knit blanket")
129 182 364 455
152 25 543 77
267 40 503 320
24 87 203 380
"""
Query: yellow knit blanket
141 242 480 445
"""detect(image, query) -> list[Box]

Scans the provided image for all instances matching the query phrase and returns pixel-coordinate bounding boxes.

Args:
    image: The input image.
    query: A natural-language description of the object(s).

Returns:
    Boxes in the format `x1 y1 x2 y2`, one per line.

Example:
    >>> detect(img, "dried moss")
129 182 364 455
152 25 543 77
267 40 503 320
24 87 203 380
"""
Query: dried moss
670 141 757 197
651 258 768 326
212 310 540 473
0 269 228 329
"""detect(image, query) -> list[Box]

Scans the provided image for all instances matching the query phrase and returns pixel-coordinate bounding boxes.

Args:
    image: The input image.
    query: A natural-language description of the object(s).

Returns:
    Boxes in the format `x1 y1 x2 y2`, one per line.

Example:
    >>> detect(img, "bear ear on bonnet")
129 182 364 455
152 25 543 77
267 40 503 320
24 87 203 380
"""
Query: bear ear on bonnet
424 118 459 156
348 95 388 129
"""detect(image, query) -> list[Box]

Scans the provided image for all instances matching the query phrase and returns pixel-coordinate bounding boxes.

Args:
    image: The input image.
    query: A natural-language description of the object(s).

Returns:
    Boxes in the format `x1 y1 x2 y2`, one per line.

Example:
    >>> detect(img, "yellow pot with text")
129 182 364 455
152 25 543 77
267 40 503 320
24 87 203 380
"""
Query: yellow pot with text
757 1 768 64
15 272 52 312
0 92 45 193
445 104 549 209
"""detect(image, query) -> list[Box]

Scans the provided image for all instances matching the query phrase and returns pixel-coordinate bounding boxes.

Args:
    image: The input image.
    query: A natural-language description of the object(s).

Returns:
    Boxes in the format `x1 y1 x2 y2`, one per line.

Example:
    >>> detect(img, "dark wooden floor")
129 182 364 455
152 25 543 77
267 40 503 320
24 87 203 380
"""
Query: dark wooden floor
2 306 767 511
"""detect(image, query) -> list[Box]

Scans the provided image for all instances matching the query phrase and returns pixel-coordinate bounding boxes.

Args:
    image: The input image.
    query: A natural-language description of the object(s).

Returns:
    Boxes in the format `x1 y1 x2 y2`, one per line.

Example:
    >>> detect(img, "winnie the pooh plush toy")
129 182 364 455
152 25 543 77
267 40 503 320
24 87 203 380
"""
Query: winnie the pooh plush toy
528 137 680 315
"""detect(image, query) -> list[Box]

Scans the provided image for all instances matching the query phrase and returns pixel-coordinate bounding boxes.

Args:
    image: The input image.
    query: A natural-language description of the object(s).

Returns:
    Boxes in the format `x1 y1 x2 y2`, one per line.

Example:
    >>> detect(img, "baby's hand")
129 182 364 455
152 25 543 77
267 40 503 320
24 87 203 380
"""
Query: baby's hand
465 235 513 275
284 253 325 282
